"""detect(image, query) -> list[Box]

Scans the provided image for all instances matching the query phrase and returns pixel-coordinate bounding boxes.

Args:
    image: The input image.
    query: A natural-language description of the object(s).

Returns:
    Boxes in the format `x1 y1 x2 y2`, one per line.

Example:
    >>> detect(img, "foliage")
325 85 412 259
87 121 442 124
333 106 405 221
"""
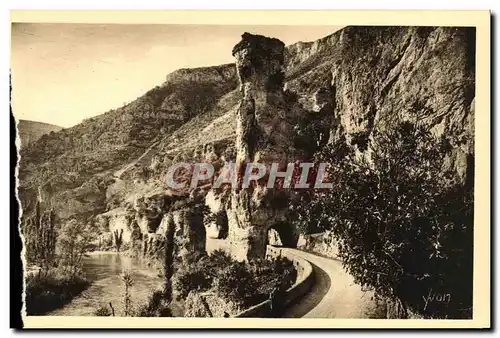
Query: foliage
204 249 234 271
94 304 113 316
213 260 258 307
23 200 57 268
57 219 94 276
248 256 298 296
173 261 213 300
173 249 297 309
290 121 473 318
134 290 173 317
24 208 95 315
213 255 297 307
25 268 90 315
173 249 235 300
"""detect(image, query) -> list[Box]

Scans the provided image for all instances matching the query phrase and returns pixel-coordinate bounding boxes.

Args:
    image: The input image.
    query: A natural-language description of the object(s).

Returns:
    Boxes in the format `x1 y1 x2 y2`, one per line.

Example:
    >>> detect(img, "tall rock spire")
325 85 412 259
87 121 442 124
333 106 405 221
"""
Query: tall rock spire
227 33 299 260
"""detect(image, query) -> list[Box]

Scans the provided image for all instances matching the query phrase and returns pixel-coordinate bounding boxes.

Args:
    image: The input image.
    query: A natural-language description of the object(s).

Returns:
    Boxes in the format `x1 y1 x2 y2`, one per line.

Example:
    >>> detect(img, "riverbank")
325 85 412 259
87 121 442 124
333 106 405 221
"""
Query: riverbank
25 268 91 315
47 252 164 316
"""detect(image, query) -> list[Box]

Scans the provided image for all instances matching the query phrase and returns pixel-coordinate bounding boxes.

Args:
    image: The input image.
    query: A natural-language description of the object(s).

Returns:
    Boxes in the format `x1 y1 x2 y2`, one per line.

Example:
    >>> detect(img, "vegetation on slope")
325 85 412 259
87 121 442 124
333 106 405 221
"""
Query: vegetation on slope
24 204 95 315
290 121 473 319
18 64 238 222
175 250 297 315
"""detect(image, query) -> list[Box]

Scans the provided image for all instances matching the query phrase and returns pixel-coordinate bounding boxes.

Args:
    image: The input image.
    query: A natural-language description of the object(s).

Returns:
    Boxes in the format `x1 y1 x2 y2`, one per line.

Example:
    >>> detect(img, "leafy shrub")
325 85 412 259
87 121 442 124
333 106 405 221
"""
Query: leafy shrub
202 249 233 275
213 261 257 307
173 263 213 300
249 256 297 297
135 290 173 317
173 249 297 310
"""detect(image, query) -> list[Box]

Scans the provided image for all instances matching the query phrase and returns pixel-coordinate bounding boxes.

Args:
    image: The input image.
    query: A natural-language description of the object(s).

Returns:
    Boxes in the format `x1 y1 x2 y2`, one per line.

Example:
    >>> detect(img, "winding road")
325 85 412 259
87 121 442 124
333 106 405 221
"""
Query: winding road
282 249 382 318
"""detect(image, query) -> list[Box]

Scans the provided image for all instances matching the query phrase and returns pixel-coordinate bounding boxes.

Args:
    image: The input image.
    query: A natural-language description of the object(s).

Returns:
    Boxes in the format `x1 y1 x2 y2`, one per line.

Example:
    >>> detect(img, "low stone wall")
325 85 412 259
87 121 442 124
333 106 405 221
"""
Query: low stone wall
234 245 314 317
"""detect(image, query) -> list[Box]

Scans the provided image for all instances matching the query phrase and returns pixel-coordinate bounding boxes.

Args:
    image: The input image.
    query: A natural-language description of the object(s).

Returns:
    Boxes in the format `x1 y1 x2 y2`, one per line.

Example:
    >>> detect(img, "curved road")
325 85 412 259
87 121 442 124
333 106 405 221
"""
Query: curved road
282 249 382 318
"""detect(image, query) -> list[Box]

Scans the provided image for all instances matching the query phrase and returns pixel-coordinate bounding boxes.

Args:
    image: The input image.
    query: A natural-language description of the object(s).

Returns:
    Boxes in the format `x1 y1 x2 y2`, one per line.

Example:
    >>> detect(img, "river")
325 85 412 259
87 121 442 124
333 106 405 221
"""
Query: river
47 252 164 316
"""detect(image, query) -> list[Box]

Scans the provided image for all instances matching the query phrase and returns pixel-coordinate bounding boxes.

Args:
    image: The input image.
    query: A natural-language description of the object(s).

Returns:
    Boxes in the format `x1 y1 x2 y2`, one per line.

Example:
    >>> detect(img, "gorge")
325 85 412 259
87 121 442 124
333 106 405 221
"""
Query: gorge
19 26 475 318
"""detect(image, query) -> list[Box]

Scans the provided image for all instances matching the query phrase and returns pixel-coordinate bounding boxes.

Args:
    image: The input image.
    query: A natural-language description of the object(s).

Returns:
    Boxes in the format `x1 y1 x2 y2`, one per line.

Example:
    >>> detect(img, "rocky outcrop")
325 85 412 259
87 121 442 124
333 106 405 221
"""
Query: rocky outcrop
96 192 207 261
184 292 241 317
232 33 299 163
204 190 229 239
285 26 475 184
18 60 239 226
142 233 165 259
223 33 303 260
135 193 165 233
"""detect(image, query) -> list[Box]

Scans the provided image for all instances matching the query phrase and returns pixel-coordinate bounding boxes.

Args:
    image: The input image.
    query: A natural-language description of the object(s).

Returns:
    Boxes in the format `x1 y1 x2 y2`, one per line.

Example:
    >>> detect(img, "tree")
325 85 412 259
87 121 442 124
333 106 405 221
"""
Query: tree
213 261 258 307
57 219 93 276
23 200 57 269
291 122 473 319
113 229 124 252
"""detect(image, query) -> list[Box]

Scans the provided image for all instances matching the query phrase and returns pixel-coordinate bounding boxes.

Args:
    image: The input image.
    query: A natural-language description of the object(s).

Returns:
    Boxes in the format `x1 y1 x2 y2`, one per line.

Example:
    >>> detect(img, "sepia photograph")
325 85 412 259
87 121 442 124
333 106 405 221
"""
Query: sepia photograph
10 10 490 329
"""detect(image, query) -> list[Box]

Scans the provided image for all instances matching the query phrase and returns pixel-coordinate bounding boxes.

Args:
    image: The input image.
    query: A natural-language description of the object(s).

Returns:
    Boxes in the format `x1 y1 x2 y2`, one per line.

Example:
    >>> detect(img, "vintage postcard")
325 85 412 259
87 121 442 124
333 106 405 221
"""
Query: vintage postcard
10 10 490 329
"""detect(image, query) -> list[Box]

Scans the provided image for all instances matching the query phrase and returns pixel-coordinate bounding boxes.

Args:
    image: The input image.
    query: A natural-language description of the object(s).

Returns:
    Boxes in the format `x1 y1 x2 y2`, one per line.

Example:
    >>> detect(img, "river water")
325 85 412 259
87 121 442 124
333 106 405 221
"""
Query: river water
47 252 164 316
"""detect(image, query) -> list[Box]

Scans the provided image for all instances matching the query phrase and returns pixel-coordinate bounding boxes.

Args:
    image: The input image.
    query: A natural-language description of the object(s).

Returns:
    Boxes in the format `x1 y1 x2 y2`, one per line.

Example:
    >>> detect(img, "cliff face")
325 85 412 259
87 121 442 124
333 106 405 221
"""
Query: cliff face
19 26 475 262
285 26 475 182
18 63 238 222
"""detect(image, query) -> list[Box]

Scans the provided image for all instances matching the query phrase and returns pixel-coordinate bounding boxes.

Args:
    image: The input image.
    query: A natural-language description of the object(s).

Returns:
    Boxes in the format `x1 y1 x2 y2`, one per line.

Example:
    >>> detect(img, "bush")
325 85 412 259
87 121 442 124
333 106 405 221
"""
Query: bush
135 290 173 317
25 268 90 315
213 261 257 307
57 219 94 276
202 249 233 276
249 256 297 297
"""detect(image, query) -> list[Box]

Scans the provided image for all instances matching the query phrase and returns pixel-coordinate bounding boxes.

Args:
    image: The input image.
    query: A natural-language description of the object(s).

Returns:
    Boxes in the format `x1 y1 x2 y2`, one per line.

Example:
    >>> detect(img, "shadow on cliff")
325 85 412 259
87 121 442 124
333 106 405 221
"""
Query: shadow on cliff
281 262 331 318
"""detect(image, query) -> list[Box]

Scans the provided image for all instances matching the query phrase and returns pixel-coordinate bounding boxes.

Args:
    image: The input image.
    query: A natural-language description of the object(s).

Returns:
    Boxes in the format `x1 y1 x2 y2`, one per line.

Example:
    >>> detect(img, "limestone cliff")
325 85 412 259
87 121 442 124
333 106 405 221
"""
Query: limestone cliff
285 26 475 183
225 33 303 260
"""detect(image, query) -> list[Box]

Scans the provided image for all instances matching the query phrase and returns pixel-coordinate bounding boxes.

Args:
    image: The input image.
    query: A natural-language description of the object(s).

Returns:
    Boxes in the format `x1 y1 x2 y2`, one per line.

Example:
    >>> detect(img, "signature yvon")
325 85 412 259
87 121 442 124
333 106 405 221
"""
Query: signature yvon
422 288 452 311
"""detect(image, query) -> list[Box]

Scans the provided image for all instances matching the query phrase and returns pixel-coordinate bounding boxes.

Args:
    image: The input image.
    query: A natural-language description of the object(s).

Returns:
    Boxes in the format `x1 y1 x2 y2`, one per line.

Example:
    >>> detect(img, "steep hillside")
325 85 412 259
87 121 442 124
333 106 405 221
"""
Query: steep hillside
17 119 63 147
283 26 475 183
18 63 238 220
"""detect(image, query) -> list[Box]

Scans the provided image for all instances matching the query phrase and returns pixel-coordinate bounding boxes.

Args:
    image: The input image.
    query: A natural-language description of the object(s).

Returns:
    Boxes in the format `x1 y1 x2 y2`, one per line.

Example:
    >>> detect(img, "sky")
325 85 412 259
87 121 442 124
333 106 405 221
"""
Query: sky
11 23 341 127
